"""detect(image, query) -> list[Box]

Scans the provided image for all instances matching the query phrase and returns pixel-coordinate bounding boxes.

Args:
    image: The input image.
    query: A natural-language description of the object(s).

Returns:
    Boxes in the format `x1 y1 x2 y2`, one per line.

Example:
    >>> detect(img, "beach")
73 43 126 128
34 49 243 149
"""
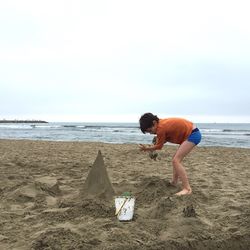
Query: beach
0 139 249 249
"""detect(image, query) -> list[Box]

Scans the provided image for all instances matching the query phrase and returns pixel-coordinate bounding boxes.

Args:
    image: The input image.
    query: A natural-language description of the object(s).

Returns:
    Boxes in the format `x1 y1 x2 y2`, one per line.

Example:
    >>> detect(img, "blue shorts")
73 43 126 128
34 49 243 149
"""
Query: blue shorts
187 128 202 145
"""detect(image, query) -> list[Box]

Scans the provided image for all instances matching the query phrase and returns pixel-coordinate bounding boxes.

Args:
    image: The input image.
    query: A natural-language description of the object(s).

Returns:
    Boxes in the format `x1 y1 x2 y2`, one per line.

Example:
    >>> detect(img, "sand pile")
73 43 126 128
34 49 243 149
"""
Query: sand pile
80 150 115 200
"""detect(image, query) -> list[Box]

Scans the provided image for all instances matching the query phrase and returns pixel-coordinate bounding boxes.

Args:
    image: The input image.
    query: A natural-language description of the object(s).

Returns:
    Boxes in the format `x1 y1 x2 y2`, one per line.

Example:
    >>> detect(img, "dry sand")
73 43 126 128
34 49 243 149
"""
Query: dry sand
0 139 249 250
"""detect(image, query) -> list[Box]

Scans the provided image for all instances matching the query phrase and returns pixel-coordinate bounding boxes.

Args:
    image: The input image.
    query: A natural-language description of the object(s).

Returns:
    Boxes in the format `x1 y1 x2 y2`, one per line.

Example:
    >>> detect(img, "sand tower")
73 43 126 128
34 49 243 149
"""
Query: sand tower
80 150 115 200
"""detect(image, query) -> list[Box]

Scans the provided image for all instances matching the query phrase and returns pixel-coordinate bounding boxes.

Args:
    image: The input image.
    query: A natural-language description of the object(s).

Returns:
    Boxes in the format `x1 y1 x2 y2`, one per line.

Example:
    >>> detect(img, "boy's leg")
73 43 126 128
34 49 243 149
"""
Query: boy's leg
171 164 179 186
172 141 196 195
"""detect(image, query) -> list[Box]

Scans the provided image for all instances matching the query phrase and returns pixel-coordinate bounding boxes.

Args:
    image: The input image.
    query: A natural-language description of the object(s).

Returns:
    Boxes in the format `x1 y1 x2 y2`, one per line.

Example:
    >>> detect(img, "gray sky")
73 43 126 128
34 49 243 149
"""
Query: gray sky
1 0 250 123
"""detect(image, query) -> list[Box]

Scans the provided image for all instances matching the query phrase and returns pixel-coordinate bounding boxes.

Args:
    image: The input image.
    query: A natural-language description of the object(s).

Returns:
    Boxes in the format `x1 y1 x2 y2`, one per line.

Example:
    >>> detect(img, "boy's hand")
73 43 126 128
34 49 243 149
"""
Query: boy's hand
139 144 155 152
139 144 148 151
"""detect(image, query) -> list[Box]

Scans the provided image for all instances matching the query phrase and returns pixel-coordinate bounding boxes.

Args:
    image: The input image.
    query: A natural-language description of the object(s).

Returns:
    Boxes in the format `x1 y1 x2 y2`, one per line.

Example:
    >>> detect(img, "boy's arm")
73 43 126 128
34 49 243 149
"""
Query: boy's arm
139 132 165 151
139 144 158 152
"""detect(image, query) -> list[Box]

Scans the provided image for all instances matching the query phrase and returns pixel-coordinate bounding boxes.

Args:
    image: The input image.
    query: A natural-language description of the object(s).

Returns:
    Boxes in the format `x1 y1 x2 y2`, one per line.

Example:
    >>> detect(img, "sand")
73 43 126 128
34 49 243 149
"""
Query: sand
0 139 249 250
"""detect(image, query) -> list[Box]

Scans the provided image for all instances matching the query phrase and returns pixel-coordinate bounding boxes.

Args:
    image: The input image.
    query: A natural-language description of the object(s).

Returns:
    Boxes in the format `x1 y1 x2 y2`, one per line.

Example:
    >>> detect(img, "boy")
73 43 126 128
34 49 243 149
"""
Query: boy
139 113 201 196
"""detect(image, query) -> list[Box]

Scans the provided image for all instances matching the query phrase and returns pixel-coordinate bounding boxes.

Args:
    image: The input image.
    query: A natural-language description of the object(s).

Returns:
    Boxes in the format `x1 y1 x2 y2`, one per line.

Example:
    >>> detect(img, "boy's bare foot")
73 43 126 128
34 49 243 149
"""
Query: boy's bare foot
175 188 192 196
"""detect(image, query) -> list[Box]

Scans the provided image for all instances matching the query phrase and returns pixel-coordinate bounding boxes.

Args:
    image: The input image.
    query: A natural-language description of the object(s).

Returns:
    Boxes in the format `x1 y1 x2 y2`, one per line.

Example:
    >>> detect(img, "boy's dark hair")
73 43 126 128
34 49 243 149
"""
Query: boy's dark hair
139 113 159 133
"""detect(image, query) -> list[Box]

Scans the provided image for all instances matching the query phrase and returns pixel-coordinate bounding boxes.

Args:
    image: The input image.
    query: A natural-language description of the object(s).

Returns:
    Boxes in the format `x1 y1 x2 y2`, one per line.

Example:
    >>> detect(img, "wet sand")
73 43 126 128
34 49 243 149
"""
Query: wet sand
0 139 249 249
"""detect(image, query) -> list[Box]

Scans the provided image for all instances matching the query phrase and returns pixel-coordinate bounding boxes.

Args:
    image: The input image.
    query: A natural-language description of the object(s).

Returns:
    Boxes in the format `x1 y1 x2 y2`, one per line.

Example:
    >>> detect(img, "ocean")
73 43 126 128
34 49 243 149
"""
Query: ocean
0 122 249 148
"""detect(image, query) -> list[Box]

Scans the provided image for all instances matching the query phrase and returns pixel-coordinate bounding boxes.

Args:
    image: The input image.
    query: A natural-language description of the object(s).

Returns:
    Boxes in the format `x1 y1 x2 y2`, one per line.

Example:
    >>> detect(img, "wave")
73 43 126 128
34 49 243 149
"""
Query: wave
83 125 137 129
0 124 33 129
223 129 250 132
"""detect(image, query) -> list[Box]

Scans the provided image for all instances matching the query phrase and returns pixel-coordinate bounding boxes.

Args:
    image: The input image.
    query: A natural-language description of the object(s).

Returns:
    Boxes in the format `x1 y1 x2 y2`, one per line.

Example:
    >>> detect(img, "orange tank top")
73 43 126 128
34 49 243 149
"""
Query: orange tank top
155 118 193 149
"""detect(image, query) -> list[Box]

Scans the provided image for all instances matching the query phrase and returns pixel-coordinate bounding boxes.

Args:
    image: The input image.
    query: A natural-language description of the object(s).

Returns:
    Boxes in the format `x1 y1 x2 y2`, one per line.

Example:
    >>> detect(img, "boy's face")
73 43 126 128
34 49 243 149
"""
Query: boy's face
145 120 157 134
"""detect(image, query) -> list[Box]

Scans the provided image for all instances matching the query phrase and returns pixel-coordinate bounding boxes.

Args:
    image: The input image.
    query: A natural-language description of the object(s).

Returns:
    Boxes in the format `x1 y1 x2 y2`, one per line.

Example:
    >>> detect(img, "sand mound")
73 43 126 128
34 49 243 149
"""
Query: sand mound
35 176 61 196
80 150 115 200
9 176 61 202
31 228 91 250
135 176 173 205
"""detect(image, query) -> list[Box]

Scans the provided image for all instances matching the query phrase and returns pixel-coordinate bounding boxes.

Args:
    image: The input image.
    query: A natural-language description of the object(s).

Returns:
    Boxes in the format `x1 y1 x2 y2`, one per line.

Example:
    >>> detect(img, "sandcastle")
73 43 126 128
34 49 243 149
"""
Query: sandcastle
80 150 115 200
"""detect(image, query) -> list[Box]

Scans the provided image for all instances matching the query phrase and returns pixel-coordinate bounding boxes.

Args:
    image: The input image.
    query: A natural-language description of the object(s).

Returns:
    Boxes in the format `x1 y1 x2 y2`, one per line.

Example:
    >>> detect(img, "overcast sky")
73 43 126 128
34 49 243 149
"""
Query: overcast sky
1 0 250 123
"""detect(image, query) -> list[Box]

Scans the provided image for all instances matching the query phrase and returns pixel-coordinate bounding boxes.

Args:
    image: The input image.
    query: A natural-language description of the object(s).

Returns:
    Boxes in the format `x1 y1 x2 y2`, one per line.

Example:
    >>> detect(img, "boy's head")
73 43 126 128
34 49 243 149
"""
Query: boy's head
139 113 159 134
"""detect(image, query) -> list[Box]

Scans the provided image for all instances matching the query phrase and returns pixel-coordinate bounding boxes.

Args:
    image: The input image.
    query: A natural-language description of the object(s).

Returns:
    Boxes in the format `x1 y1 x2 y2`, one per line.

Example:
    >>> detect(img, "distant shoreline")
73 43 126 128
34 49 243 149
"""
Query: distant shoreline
0 120 48 123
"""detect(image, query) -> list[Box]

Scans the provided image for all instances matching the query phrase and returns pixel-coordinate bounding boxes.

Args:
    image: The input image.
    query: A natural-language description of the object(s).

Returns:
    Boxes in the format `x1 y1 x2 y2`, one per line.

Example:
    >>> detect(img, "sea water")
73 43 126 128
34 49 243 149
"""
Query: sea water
0 122 249 148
